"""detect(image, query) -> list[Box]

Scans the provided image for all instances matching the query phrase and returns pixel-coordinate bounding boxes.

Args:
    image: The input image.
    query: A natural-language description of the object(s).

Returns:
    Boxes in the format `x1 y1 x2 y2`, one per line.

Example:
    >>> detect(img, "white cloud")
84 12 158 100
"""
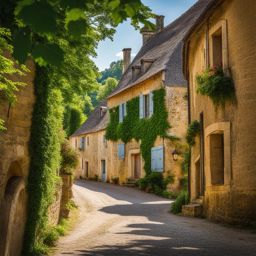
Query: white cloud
115 51 137 59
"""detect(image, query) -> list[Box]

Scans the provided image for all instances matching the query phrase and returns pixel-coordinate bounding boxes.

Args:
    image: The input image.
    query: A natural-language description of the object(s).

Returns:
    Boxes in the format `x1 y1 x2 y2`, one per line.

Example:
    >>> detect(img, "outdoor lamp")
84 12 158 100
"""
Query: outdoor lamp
172 149 179 161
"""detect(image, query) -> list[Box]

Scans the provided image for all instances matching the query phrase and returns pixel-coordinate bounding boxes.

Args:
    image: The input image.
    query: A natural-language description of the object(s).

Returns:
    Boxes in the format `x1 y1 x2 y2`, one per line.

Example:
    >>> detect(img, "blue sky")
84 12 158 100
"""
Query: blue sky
93 0 197 71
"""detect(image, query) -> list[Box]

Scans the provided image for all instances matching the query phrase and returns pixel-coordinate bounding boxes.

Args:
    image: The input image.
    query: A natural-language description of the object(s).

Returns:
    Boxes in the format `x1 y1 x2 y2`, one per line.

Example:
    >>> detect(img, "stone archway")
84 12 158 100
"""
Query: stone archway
0 162 27 256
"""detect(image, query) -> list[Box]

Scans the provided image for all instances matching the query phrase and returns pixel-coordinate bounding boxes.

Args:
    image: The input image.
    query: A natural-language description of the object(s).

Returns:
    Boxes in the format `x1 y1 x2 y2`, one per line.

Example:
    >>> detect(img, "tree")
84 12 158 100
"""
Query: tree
97 77 118 101
98 60 123 83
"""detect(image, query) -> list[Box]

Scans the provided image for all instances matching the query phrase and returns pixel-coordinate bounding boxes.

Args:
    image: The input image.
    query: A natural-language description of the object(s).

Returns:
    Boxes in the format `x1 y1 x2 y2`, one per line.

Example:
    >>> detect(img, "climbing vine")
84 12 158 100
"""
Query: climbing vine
186 120 200 147
105 88 170 175
23 65 64 255
196 67 235 108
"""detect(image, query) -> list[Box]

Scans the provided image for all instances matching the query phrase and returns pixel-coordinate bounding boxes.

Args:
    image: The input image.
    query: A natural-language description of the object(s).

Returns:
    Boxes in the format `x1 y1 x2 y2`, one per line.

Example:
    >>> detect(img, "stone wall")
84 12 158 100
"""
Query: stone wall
187 0 256 224
0 58 35 256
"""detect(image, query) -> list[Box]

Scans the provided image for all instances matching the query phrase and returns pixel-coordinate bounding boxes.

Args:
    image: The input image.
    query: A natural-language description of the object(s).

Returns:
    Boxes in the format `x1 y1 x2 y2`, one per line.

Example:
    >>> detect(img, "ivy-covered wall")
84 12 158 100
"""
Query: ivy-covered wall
23 65 64 255
105 88 170 175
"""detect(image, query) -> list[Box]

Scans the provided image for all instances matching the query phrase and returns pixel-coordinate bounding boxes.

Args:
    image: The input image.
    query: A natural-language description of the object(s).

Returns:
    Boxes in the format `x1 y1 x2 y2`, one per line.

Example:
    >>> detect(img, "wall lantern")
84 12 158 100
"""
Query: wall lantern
172 149 179 161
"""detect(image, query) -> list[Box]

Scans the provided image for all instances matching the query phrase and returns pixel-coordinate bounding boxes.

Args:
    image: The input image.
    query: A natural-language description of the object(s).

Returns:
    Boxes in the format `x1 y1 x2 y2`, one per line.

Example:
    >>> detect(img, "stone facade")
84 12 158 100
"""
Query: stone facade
72 72 188 189
0 59 35 256
185 0 256 224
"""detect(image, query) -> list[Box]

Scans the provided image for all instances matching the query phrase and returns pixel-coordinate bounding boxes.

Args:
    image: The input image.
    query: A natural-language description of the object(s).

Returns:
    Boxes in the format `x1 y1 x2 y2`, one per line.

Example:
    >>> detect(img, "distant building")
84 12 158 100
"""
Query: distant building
182 0 256 224
71 0 213 190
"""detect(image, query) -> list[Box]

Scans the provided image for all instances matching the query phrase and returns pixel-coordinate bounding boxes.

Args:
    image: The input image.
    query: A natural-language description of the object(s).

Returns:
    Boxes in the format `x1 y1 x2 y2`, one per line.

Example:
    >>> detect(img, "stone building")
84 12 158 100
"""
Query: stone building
70 101 109 181
182 0 256 224
0 59 35 255
71 1 213 189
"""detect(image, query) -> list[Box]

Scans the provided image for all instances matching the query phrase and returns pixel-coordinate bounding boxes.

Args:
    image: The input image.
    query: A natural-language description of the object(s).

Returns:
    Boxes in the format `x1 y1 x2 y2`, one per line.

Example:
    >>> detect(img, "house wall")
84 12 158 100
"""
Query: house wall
187 0 256 224
107 73 188 187
73 130 108 181
0 59 35 256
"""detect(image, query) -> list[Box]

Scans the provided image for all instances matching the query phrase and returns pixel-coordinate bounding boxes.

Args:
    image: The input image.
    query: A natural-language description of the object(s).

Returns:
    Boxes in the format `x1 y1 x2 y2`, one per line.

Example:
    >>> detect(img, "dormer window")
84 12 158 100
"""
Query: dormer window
79 137 85 150
119 102 127 123
132 65 141 81
139 92 154 119
100 106 107 117
141 59 155 73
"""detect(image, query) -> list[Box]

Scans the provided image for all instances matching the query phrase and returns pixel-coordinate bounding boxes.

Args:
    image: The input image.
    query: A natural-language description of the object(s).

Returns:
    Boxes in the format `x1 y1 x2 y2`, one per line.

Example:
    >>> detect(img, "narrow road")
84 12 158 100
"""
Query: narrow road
55 180 256 256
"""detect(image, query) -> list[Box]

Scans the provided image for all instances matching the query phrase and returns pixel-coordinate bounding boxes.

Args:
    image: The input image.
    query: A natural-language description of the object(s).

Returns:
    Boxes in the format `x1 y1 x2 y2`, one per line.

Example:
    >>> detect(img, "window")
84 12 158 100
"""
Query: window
210 133 224 185
75 139 77 148
118 143 125 159
211 28 223 68
119 102 127 123
151 146 164 172
87 136 89 146
140 92 153 119
103 135 107 147
79 137 85 150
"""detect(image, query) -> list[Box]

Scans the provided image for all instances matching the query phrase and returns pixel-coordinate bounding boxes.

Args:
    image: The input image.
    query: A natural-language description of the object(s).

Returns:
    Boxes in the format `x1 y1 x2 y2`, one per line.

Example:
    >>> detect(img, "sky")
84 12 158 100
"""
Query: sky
93 0 197 71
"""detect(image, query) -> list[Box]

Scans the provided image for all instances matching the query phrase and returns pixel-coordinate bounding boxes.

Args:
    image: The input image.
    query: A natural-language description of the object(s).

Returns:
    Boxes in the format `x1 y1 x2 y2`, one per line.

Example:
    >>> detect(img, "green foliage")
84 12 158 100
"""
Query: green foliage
0 28 29 131
60 140 79 175
63 106 86 137
111 176 119 184
1 0 153 66
137 172 174 196
181 150 190 174
196 67 235 108
106 88 170 174
23 66 64 255
186 120 200 146
170 191 189 214
98 60 123 83
97 77 118 101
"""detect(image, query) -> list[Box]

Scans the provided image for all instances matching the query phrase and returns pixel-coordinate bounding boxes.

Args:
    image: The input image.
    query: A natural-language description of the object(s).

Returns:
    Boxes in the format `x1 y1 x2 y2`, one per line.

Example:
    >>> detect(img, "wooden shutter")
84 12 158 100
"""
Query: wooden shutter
151 146 163 172
149 91 154 117
119 104 123 123
139 94 144 119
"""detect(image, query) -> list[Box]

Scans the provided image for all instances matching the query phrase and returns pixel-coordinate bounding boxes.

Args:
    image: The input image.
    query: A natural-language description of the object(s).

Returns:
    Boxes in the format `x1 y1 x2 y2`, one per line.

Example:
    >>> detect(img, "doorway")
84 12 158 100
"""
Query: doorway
85 161 89 178
133 154 141 179
195 158 201 199
101 160 106 182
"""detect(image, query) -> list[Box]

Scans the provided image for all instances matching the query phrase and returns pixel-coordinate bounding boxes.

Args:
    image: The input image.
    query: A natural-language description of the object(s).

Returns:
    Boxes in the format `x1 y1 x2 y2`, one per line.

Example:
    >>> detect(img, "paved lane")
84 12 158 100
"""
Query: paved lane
55 180 256 256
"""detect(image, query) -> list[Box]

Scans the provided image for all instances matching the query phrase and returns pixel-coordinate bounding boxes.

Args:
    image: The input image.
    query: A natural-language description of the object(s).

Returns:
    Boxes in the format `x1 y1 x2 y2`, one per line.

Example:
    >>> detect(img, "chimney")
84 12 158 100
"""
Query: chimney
140 27 155 46
122 48 131 73
156 15 164 32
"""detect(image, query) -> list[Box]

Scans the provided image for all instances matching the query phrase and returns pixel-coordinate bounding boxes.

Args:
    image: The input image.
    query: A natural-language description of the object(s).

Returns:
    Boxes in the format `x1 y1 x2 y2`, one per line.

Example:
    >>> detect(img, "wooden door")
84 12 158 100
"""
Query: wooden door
85 161 89 178
134 154 141 179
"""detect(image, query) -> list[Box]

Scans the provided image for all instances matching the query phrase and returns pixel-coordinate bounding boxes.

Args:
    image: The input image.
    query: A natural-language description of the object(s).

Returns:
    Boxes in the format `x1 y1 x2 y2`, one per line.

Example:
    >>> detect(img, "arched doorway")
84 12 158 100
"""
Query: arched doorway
0 161 27 256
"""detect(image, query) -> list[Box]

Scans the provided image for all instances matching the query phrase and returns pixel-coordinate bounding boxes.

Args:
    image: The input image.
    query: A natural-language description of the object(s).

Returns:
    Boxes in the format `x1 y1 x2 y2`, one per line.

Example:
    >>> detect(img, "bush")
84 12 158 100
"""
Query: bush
196 67 235 108
170 191 189 214
60 140 79 175
111 176 119 184
137 172 174 195
43 228 59 247
162 190 179 199
186 120 200 146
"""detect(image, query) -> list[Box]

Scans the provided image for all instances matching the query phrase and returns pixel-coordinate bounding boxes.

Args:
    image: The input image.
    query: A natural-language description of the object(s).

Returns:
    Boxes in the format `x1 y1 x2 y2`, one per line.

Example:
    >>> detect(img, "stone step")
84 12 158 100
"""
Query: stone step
182 203 203 217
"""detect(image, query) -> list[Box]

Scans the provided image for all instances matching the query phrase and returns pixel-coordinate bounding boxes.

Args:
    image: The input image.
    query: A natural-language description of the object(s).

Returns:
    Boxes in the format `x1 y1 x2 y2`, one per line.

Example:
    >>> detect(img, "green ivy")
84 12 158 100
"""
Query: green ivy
196 67 235 108
186 120 200 147
105 88 170 175
23 65 64 255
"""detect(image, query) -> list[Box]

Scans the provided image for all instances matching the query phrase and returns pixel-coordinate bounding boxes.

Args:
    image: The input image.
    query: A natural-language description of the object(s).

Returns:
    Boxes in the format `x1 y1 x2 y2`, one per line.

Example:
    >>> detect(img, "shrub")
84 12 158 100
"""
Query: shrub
162 190 179 199
186 120 200 146
170 191 189 214
43 228 59 247
60 140 79 175
196 67 235 108
111 176 119 184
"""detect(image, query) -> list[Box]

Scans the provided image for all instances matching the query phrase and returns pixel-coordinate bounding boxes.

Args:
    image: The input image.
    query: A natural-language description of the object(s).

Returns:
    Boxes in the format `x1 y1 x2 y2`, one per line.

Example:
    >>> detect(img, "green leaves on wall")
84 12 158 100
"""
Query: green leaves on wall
105 88 170 175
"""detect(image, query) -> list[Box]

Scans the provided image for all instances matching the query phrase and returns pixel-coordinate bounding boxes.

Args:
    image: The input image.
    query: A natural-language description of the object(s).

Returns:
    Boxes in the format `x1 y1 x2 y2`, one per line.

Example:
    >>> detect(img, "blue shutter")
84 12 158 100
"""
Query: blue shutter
151 146 163 172
118 144 125 159
139 94 144 119
124 102 127 117
149 91 154 116
119 104 123 123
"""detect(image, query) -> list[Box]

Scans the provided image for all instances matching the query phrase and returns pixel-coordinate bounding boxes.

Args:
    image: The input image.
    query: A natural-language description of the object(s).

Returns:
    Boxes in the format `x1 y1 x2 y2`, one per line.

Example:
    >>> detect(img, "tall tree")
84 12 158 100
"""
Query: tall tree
98 60 123 83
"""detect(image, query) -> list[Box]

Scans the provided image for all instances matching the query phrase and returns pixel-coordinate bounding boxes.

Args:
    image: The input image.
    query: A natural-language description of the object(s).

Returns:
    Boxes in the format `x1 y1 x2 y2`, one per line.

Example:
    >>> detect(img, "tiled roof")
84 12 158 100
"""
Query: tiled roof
71 100 108 137
108 0 215 98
